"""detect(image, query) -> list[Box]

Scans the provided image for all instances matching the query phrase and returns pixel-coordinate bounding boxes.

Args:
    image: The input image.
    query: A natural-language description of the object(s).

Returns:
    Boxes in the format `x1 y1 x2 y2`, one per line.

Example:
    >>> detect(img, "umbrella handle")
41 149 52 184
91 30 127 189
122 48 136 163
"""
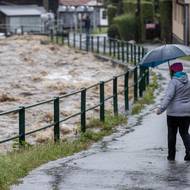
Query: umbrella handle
168 61 172 79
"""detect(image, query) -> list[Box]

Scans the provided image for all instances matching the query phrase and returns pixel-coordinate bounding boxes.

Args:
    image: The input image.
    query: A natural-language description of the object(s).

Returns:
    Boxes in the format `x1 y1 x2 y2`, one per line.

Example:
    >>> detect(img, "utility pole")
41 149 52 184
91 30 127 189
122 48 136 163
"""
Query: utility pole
136 0 141 42
184 3 189 46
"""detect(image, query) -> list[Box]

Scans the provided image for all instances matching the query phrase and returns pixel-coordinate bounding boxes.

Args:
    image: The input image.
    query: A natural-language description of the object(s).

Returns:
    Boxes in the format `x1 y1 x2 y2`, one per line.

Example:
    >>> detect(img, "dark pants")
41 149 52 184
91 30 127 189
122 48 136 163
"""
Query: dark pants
167 115 190 158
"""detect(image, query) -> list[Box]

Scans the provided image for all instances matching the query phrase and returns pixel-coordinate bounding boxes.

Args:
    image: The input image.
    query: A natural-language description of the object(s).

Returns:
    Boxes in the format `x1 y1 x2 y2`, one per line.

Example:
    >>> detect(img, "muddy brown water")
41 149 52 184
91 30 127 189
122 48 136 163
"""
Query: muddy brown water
0 35 133 151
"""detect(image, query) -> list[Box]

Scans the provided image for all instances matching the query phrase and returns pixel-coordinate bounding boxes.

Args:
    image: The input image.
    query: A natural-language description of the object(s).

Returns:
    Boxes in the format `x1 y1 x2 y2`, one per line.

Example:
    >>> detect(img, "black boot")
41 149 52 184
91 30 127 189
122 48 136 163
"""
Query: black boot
184 152 190 161
167 156 175 161
167 150 175 161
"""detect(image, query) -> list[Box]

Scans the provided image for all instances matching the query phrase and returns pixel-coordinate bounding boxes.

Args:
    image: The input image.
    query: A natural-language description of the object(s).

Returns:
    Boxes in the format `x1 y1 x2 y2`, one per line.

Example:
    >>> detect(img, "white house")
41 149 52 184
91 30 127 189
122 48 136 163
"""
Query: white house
58 0 108 31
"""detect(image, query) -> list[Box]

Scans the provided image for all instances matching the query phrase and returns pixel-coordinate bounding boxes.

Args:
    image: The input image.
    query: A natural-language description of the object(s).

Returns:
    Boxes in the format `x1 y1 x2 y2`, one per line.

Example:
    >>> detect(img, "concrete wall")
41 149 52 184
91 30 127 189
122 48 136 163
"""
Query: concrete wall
172 0 184 43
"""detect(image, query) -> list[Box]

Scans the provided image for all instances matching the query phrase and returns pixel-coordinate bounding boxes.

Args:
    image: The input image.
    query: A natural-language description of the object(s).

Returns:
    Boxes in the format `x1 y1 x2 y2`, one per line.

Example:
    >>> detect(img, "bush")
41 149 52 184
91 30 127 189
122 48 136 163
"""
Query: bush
107 5 117 25
113 13 136 41
107 24 120 39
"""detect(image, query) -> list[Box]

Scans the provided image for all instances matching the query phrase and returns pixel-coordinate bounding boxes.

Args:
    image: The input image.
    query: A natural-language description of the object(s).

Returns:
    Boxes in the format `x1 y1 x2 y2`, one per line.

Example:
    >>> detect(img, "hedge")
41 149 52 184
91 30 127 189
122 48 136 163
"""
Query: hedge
113 13 136 41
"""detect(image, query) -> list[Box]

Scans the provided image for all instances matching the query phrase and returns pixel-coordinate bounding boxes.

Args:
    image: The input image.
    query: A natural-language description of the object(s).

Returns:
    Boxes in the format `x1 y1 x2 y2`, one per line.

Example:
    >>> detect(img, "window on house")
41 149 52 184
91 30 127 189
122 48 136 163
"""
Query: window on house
102 10 107 20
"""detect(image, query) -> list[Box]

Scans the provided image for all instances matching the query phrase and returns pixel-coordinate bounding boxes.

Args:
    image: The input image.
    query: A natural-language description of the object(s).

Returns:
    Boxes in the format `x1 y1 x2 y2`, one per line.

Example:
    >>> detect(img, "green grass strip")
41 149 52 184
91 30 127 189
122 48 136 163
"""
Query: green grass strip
0 114 127 190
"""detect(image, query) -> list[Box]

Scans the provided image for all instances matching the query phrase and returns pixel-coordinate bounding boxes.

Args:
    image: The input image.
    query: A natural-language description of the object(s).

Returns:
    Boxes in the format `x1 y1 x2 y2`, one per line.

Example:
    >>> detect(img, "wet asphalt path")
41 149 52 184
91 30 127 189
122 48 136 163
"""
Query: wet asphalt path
11 64 190 190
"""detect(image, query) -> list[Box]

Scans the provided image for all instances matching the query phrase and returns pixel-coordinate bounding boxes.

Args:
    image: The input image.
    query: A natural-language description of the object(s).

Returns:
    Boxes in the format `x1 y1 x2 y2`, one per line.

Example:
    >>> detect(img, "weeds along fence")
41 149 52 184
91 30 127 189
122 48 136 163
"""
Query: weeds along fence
0 30 149 146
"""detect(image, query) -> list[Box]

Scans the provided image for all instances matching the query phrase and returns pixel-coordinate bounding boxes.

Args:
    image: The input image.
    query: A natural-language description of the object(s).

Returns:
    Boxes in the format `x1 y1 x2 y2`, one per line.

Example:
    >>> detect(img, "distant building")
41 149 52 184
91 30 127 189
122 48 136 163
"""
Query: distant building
0 0 43 5
58 0 107 31
172 0 190 45
0 0 58 14
0 5 46 33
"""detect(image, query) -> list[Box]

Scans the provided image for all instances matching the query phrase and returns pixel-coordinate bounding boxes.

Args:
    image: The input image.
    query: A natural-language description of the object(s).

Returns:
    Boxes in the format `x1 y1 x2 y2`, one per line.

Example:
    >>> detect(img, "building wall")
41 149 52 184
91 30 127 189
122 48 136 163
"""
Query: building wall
9 16 42 32
172 0 184 43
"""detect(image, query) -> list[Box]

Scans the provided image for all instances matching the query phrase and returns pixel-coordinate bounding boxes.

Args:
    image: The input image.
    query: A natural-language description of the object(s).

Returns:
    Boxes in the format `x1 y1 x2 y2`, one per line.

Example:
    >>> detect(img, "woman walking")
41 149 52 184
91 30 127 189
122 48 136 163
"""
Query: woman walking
156 62 190 161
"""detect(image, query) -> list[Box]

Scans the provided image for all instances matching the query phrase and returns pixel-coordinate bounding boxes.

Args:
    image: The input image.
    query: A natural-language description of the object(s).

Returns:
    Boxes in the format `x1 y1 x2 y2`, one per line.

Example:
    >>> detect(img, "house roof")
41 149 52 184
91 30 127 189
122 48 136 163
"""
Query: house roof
0 5 46 16
59 0 102 6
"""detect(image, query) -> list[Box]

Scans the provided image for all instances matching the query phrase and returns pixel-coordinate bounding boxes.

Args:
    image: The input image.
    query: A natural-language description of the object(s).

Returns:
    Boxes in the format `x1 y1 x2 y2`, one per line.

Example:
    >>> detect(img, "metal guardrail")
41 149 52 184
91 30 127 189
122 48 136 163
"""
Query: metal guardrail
49 31 145 65
0 30 149 146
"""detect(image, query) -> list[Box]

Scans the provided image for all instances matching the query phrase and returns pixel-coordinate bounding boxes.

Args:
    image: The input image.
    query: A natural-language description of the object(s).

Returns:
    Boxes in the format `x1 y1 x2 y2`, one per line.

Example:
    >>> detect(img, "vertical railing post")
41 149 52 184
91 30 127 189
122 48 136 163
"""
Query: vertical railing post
126 42 129 63
131 43 133 63
146 68 150 86
109 38 112 56
142 47 145 58
143 48 149 88
86 35 89 51
97 36 100 53
100 81 105 122
91 36 94 52
68 33 70 47
81 88 86 133
54 97 60 142
144 67 147 91
122 41 125 62
139 66 144 97
134 67 138 101
138 46 141 62
80 33 82 50
56 29 58 44
117 40 120 60
50 29 53 42
134 45 137 65
103 36 106 54
73 32 76 48
124 72 129 111
113 39 116 57
113 77 118 116
19 106 25 145
62 31 64 45
21 25 24 35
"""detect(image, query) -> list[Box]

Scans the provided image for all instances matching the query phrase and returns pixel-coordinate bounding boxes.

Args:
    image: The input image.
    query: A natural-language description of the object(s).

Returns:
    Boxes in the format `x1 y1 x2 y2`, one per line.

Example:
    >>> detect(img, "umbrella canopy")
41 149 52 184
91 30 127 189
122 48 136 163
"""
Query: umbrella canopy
140 44 190 67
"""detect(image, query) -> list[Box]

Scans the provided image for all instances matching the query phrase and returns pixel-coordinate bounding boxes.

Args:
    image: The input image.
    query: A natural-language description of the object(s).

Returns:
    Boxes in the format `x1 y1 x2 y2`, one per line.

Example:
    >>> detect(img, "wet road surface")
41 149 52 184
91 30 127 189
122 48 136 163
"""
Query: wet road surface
11 64 190 190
